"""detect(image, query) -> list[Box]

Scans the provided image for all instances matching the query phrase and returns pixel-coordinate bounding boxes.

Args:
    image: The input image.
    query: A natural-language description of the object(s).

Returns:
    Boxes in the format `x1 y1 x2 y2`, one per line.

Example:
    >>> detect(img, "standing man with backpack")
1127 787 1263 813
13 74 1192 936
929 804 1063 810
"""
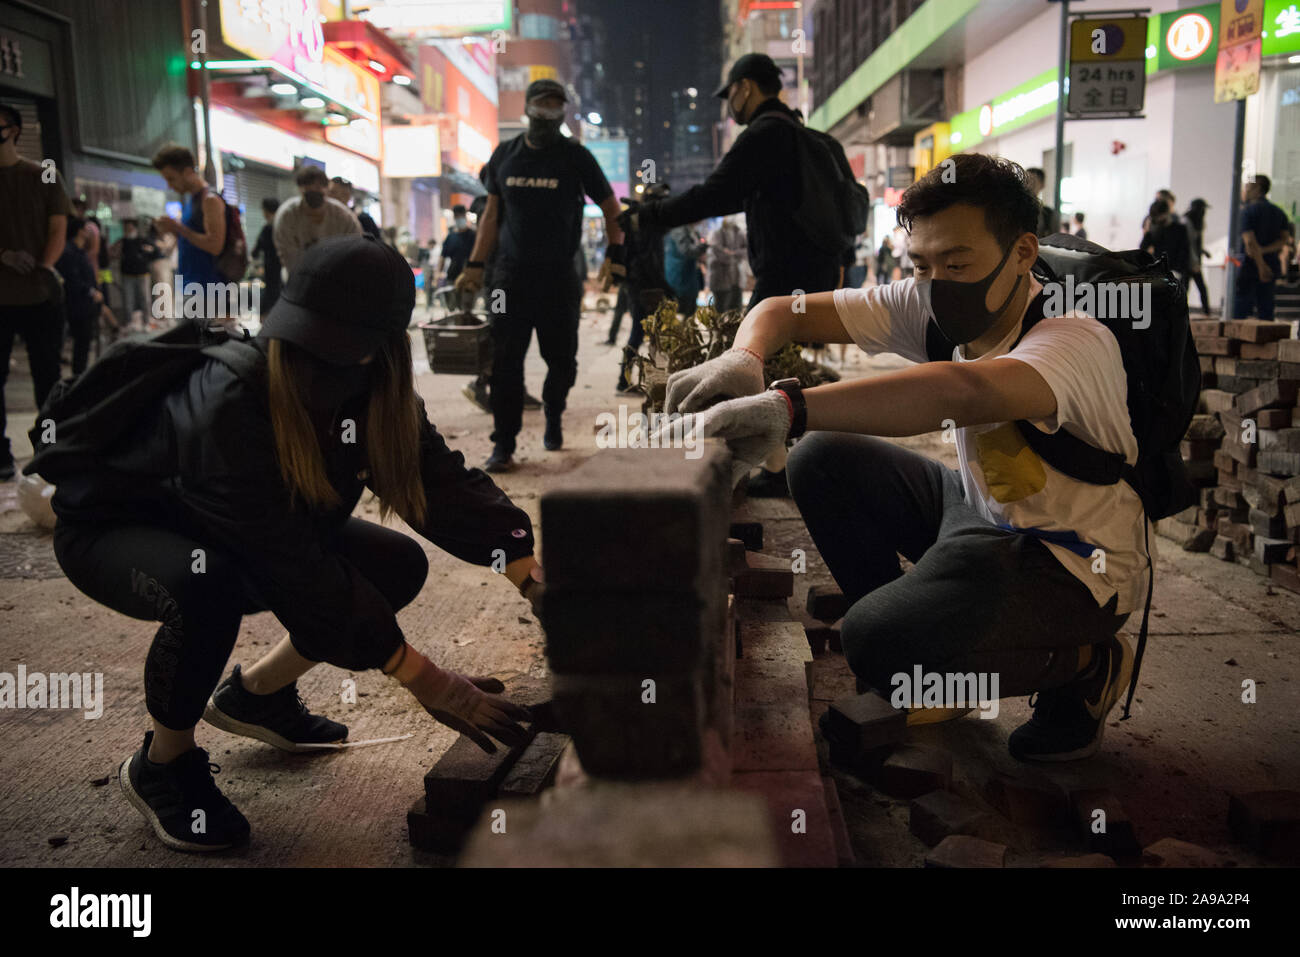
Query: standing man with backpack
150 144 235 327
624 53 866 496
664 154 1198 763
627 54 857 309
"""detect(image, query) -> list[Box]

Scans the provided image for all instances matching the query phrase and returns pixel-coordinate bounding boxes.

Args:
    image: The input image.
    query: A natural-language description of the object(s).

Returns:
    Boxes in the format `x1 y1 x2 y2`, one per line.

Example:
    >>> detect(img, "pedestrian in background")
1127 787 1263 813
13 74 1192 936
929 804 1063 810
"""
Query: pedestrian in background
112 217 156 330
1141 199 1190 287
707 216 746 312
55 217 100 375
1183 198 1211 316
150 143 231 324
252 197 282 316
274 165 361 276
1025 167 1060 237
0 102 70 481
328 177 382 240
665 223 706 315
1234 174 1290 321
1072 212 1087 241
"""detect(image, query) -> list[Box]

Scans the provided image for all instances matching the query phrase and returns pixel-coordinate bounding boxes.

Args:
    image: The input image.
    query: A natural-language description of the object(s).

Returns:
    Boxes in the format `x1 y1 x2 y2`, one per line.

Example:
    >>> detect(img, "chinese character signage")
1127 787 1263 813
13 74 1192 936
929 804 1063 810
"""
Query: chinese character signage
1067 16 1148 116
1216 0 1263 102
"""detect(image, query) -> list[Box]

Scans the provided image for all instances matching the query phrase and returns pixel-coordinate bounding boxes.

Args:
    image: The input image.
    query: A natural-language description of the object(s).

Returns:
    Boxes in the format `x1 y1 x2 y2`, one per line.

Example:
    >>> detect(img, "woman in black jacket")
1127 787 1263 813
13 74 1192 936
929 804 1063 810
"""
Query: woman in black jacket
52 235 540 852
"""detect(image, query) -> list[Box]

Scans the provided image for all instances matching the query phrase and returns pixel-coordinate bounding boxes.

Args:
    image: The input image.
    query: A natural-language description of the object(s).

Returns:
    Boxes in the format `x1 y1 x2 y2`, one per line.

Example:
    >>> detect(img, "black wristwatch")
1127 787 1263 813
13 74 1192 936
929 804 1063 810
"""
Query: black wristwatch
769 377 807 440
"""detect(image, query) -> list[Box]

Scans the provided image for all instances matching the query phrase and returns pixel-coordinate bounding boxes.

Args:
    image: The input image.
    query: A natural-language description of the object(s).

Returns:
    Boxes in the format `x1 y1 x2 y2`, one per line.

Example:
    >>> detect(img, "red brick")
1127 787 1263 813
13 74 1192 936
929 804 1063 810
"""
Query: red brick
1225 319 1293 343
1241 341 1280 360
1257 408 1294 429
1210 535 1235 561
1228 790 1300 863
1201 389 1236 413
1141 838 1229 868
1279 339 1300 363
880 744 953 799
984 775 1070 830
1070 788 1141 858
1272 563 1300 595
1195 337 1236 356
924 835 1006 868
499 732 570 799
822 776 855 867
734 551 794 599
806 585 850 622
1189 320 1223 337
825 692 906 760
909 790 996 847
1237 379 1300 415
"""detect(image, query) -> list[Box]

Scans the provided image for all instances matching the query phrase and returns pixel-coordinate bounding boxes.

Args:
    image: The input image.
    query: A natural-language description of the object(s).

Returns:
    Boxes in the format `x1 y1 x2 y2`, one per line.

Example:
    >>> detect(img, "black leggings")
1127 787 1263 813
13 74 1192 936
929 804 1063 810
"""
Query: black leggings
53 516 427 730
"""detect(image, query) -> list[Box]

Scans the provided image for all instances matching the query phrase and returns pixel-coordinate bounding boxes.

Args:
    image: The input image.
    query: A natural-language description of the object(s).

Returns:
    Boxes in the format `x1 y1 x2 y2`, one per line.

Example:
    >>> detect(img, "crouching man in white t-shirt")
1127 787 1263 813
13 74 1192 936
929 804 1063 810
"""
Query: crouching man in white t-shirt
668 154 1147 763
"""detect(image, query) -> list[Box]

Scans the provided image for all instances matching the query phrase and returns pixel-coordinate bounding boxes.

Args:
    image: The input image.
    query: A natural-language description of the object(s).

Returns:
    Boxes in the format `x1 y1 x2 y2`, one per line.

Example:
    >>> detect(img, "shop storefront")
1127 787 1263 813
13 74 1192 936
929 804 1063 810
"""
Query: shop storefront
194 0 385 243
1 0 192 231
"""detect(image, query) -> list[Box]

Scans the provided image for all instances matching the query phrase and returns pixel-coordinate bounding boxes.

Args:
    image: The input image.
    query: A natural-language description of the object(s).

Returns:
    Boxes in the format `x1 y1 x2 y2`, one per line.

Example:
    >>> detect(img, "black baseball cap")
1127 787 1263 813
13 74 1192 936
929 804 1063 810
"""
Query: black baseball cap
713 53 783 98
259 234 414 365
525 78 568 103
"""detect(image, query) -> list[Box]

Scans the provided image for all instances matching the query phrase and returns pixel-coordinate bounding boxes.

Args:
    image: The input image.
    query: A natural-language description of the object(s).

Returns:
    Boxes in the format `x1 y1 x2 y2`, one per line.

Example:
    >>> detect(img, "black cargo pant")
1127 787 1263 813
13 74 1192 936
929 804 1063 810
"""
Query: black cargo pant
786 433 1129 698
53 516 427 730
489 270 584 452
0 299 64 460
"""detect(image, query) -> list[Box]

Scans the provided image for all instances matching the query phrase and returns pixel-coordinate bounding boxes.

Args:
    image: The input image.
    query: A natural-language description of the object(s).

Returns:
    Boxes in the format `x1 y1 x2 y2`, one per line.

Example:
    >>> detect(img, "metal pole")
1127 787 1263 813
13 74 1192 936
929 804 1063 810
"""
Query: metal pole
1053 0 1069 224
196 0 216 188
795 1 805 117
1223 99 1247 320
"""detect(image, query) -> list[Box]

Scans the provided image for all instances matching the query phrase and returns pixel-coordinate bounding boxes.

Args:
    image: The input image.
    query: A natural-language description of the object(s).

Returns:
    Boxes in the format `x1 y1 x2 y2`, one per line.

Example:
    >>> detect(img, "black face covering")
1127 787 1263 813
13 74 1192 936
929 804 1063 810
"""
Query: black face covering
917 242 1024 345
526 103 564 147
302 357 374 413
303 190 326 209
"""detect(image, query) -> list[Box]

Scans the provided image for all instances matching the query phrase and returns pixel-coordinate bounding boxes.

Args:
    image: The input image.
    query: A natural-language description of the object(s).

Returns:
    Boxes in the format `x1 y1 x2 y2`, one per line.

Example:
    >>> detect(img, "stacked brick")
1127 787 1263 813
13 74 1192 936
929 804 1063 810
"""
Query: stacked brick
1160 320 1300 594
539 446 733 778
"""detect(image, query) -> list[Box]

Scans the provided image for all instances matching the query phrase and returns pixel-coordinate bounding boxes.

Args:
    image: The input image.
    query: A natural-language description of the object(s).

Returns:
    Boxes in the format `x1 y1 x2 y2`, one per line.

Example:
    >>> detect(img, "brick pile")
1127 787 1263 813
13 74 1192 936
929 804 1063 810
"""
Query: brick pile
1159 320 1300 594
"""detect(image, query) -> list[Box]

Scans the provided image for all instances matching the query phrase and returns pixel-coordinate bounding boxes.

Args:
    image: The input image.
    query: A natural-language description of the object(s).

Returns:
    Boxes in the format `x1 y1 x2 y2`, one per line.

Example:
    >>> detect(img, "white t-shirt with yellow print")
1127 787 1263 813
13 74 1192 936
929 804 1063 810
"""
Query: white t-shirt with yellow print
832 275 1152 616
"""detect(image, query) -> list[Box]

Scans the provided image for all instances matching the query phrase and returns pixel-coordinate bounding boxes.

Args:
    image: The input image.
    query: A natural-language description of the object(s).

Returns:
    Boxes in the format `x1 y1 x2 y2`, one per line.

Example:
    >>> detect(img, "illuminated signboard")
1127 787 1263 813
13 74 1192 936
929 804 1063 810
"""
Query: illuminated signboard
219 0 327 73
210 106 379 191
358 1 511 37
1167 12 1214 60
322 47 383 160
383 124 442 178
586 139 630 200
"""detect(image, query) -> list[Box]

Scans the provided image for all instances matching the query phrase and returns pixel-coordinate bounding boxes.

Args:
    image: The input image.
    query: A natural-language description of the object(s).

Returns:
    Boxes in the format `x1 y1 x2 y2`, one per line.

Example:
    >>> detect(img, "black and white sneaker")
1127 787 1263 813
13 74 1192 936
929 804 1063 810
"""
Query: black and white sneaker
118 732 250 852
203 664 347 752
1008 633 1134 763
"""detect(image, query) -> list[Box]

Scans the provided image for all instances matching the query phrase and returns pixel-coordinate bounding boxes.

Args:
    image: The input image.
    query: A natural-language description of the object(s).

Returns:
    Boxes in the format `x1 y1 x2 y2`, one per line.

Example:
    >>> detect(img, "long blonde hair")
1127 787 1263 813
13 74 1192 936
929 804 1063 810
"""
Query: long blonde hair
266 332 427 526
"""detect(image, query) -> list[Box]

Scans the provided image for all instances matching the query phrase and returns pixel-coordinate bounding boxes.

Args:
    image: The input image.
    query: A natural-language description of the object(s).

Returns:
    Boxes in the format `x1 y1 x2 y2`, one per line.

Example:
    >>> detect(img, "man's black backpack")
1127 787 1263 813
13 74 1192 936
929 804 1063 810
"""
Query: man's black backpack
24 323 262 484
923 232 1201 719
754 110 871 257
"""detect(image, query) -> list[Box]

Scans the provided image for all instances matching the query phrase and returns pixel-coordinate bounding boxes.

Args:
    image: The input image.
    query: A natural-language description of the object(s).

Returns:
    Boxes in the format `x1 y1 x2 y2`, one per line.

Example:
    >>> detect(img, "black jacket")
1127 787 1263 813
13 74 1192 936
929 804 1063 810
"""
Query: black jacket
52 336 535 670
637 98 841 290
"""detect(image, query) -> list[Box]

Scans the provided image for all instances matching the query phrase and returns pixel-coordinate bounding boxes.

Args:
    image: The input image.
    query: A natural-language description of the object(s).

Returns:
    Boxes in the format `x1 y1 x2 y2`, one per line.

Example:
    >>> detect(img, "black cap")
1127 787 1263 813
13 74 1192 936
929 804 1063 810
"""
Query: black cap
259 234 414 365
525 78 568 103
1189 197 1210 209
713 53 783 98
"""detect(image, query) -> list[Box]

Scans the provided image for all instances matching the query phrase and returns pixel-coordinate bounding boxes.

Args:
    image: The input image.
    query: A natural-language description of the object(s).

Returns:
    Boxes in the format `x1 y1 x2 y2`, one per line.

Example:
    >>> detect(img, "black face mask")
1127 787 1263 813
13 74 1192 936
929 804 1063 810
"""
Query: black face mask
302 358 373 413
527 116 562 147
303 191 326 209
917 242 1024 345
727 85 749 125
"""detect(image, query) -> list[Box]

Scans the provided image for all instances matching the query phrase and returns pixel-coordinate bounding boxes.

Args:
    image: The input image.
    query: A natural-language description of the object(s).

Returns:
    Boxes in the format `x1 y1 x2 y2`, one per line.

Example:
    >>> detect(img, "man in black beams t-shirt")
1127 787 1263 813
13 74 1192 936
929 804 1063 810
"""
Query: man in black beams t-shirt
455 78 625 473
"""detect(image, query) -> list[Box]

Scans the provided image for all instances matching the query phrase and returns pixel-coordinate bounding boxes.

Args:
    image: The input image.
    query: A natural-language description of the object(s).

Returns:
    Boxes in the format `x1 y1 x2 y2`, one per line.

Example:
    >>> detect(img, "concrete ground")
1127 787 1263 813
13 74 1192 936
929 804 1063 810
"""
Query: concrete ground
1 300 1297 867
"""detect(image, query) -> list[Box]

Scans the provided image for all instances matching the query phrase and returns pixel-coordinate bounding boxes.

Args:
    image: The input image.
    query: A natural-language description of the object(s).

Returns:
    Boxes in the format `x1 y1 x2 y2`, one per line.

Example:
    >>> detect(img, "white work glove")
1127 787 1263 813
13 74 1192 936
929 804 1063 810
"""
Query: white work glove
670 391 792 488
454 265 484 298
664 348 765 414
399 654 530 753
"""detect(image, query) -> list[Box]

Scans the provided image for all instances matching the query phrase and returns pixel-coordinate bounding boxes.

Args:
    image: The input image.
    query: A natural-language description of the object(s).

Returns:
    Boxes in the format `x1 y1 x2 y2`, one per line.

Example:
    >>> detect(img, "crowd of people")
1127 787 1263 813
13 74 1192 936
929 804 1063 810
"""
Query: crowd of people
0 49 1293 857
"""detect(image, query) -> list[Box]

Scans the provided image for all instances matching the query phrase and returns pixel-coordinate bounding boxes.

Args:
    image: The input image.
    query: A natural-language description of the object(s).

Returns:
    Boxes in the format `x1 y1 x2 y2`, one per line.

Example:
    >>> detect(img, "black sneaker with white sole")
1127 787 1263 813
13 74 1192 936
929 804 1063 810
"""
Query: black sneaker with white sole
119 732 250 852
1008 633 1134 762
203 664 347 752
